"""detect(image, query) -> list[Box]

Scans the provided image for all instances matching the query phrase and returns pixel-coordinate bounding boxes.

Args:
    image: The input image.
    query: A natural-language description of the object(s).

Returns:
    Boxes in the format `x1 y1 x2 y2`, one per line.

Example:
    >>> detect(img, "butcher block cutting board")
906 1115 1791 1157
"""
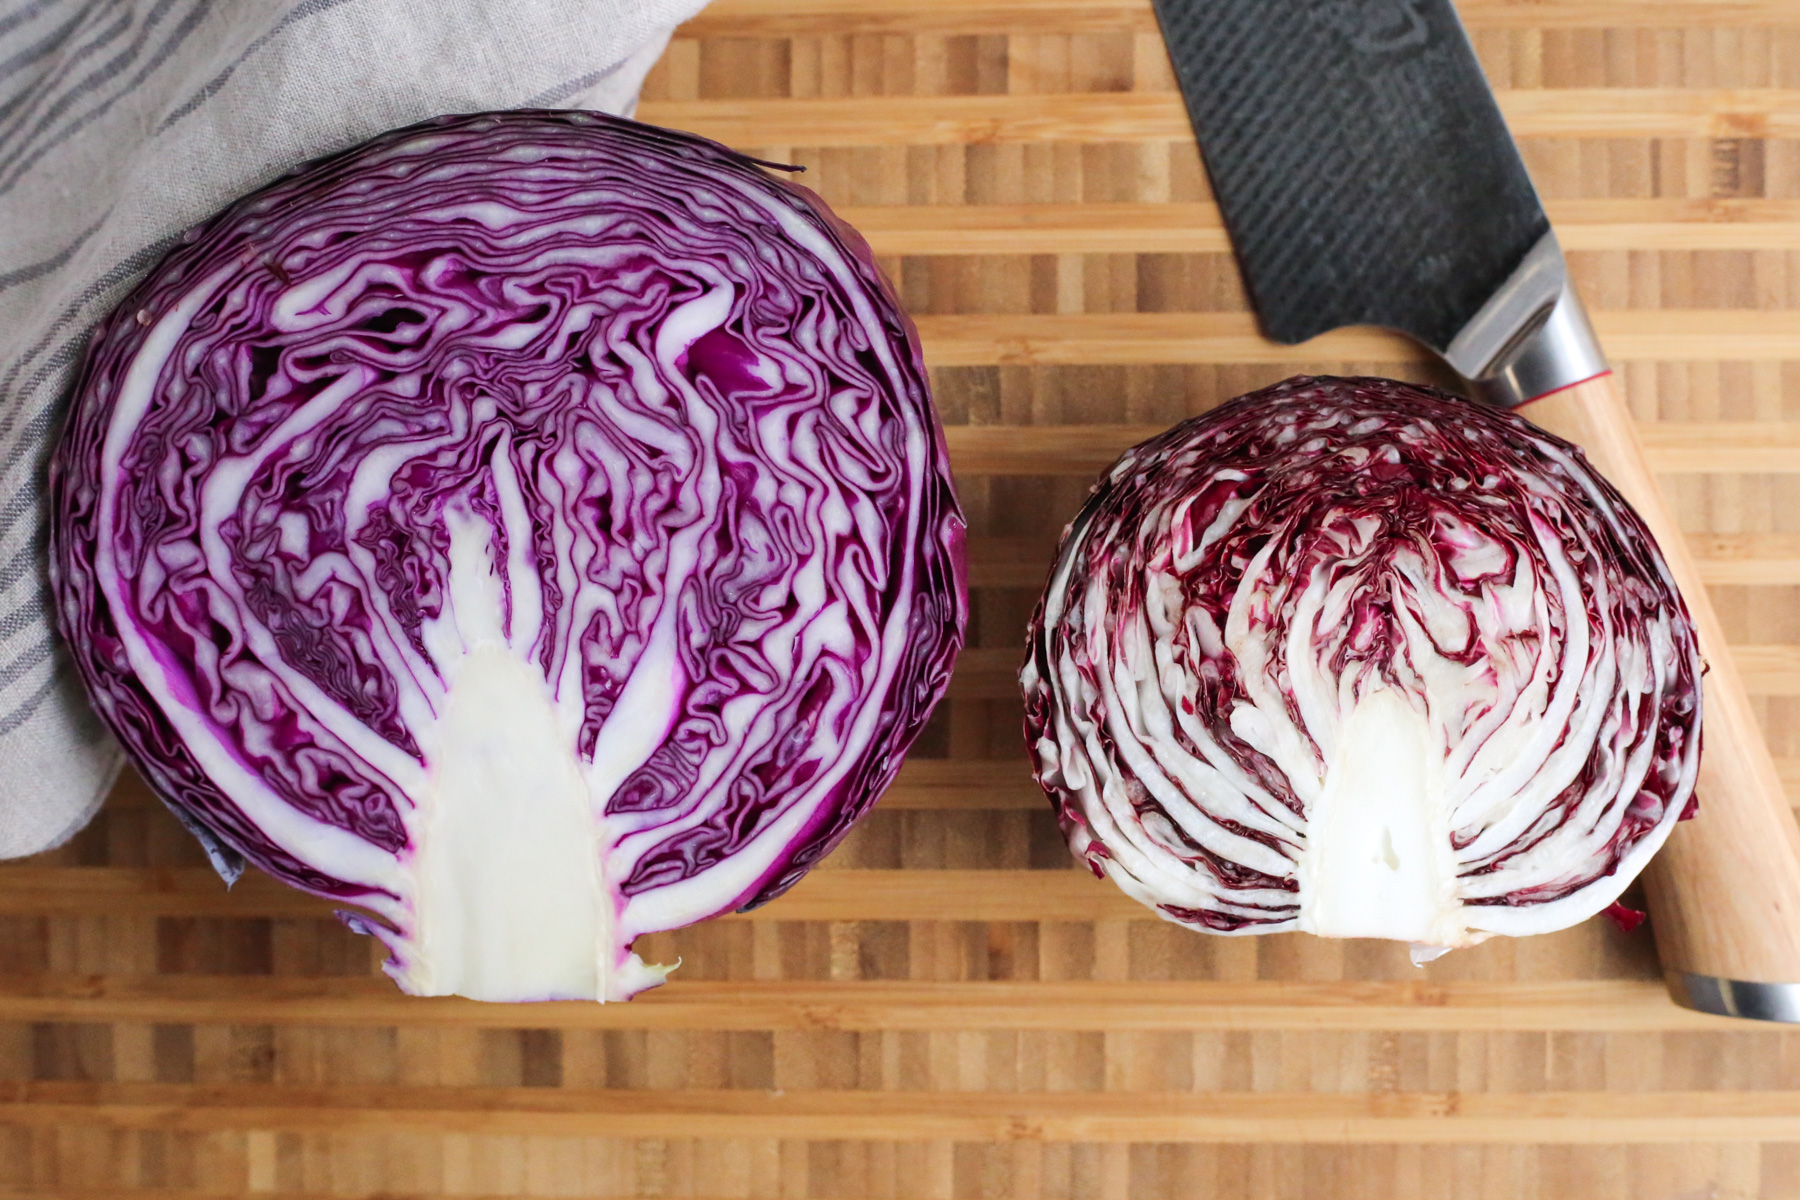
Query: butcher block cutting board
8 1 1800 1197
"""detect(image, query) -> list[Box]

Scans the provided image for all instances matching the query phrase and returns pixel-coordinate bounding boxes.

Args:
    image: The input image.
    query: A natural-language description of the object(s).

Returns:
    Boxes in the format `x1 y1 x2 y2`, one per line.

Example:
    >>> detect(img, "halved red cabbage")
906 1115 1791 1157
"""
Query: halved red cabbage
1022 376 1699 951
51 111 966 1002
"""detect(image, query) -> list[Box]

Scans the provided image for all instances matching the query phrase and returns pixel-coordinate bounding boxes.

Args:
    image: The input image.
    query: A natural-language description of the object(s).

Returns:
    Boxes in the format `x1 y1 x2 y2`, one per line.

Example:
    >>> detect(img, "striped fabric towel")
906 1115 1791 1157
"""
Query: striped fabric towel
0 0 708 857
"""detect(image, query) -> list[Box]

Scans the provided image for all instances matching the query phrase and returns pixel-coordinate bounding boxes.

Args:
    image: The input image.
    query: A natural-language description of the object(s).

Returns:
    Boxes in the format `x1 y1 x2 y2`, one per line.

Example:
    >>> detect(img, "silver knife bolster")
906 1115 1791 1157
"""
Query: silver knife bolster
1670 972 1800 1023
1443 230 1610 407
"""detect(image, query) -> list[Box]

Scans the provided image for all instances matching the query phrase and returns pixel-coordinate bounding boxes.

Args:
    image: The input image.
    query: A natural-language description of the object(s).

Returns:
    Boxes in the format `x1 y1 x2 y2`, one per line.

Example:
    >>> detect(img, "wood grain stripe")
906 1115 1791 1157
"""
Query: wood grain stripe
684 0 1800 37
636 91 1800 148
1688 533 1800 584
878 757 1045 809
1631 424 1800 473
0 976 1725 1031
918 313 1422 366
947 647 1019 699
1736 644 1800 695
962 534 1058 590
840 200 1800 256
6 1082 1800 1143
0 866 1137 921
912 312 1800 367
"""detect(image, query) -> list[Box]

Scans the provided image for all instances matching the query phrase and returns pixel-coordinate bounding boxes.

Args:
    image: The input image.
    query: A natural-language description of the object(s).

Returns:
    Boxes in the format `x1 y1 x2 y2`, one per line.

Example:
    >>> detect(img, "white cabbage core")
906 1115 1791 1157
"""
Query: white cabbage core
406 506 641 1002
1296 684 1459 944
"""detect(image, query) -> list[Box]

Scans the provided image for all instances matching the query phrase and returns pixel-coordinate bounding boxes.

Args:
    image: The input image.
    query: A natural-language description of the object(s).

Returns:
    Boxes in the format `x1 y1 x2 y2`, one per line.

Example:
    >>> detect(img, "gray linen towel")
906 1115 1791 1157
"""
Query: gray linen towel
0 0 708 857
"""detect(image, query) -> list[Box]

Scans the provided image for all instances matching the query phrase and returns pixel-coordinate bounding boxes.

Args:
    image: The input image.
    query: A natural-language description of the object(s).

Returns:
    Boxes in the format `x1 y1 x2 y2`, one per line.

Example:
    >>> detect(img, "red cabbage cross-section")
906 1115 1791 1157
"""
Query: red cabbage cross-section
51 111 967 1002
1021 376 1699 951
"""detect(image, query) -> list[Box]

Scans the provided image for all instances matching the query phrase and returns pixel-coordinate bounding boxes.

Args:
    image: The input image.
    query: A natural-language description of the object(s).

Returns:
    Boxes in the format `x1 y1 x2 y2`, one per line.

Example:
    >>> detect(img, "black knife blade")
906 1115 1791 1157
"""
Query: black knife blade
1152 0 1599 398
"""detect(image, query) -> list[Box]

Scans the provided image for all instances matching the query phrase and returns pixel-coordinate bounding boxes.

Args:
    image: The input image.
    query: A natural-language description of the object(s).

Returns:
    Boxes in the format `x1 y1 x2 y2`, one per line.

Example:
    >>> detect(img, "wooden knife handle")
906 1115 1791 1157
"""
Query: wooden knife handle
1525 373 1800 988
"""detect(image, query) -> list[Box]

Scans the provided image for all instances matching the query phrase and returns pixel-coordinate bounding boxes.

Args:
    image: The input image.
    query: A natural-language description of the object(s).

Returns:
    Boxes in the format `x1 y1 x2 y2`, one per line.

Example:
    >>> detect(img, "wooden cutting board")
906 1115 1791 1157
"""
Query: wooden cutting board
7 1 1800 1196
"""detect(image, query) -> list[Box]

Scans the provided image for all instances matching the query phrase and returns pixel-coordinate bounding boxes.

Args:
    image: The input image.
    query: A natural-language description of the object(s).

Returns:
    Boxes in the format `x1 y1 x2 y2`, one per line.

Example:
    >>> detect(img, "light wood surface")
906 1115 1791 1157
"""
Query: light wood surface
831 198 1800 253
11 2 1800 1197
636 90 1800 144
900 310 1800 366
11 1081 1800 1142
0 977 1739 1033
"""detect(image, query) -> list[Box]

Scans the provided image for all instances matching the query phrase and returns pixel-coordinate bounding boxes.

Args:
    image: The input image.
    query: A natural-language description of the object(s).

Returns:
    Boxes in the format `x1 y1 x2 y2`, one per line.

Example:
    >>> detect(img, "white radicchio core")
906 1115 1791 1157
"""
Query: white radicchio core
1021 376 1702 949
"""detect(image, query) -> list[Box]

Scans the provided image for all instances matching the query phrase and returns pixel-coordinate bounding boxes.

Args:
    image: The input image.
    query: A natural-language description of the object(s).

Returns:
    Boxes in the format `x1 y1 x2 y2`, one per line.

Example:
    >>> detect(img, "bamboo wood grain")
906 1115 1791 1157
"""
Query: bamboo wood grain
1527 374 1800 986
1689 533 1800 583
944 648 1034 697
1628 424 1800 472
917 313 1422 366
963 534 1060 589
0 866 1141 921
0 1193 412 1200
910 312 1800 368
0 976 1726 1032
685 0 1161 35
838 200 1800 256
684 0 1800 36
1733 645 1800 695
7 1081 1800 1143
635 91 1800 148
876 757 1044 808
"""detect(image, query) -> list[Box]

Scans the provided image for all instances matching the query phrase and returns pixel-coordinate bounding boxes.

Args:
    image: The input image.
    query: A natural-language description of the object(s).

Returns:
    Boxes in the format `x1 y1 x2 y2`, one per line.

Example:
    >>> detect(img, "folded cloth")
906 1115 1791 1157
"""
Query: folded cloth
0 0 708 857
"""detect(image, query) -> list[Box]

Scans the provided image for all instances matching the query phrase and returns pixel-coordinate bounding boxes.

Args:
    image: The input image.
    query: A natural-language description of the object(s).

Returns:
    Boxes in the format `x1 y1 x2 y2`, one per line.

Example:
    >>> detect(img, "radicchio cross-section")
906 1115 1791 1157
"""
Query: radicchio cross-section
1022 376 1699 951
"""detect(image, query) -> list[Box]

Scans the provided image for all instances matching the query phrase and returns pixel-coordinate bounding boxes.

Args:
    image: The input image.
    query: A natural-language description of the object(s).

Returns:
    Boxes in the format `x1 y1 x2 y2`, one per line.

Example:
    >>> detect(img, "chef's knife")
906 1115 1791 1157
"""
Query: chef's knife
1152 0 1800 1020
